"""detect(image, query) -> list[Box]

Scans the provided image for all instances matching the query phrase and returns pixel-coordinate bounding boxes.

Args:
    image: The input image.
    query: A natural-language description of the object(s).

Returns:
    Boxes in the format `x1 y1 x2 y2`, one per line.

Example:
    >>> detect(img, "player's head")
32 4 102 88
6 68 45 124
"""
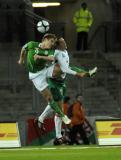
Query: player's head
75 94 83 102
81 2 87 10
41 33 57 49
55 37 67 50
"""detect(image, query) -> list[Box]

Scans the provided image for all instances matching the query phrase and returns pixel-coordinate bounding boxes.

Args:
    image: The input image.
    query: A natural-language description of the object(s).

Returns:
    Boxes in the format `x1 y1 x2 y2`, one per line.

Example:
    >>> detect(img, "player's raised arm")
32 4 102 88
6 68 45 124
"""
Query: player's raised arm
18 44 27 65
52 38 97 78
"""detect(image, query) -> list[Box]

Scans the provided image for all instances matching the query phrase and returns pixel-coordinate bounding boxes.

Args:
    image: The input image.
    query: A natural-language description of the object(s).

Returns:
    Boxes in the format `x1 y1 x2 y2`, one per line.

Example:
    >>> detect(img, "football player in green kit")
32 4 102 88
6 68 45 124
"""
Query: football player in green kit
18 34 97 128
18 33 71 125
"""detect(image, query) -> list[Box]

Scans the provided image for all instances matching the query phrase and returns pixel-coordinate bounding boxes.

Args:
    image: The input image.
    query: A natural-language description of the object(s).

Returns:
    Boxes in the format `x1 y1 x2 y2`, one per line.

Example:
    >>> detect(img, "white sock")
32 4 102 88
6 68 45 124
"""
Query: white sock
38 104 53 123
54 115 62 139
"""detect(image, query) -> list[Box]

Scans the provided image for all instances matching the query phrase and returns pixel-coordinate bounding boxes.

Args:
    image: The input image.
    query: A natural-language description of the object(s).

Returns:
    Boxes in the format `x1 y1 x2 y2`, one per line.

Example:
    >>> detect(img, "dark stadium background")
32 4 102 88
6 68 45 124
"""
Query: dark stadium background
0 0 121 147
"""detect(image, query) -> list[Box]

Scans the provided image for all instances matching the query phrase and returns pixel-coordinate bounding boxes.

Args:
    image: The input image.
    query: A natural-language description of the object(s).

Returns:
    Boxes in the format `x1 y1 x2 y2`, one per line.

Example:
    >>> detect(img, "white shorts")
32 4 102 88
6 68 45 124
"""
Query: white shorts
29 65 55 92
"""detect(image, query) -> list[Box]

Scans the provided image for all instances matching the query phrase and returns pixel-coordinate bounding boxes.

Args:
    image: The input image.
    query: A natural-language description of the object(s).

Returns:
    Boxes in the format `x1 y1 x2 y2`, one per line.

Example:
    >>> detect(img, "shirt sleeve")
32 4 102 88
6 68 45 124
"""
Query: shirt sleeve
22 43 27 50
55 51 77 75
49 50 55 57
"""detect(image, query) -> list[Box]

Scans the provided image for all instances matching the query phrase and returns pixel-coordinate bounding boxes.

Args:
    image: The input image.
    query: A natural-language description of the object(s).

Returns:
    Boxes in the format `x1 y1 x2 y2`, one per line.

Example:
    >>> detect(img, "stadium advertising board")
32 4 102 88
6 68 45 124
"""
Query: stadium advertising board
0 122 21 148
95 119 121 145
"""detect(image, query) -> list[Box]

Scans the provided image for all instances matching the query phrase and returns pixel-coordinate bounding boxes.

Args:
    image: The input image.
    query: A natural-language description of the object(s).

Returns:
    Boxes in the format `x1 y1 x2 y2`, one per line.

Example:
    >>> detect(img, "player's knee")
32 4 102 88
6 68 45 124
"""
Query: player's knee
55 113 60 117
46 95 53 102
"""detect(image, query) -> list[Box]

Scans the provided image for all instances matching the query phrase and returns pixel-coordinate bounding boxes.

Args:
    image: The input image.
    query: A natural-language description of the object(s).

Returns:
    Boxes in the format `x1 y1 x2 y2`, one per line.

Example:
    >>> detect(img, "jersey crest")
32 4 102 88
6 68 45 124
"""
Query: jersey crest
44 51 48 55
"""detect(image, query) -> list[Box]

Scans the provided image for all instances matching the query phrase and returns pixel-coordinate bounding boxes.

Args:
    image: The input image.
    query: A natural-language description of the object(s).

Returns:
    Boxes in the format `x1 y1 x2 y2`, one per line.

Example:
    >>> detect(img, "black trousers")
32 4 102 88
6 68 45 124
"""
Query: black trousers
76 31 88 51
69 124 89 145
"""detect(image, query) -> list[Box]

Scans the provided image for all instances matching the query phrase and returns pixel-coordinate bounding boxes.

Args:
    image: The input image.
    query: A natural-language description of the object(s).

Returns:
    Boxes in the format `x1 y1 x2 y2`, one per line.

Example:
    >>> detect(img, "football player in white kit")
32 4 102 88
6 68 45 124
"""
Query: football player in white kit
35 37 97 144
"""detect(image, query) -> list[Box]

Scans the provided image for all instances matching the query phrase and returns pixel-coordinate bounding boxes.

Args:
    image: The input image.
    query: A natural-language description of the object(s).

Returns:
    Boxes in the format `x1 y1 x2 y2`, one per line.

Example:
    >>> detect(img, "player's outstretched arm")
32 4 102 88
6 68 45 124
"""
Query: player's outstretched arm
34 54 55 62
18 47 26 65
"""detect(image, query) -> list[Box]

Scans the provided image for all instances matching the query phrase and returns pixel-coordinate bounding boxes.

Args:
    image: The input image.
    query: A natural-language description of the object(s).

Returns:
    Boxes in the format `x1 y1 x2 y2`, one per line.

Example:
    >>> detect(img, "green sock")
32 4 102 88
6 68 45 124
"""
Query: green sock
70 66 89 74
49 99 65 117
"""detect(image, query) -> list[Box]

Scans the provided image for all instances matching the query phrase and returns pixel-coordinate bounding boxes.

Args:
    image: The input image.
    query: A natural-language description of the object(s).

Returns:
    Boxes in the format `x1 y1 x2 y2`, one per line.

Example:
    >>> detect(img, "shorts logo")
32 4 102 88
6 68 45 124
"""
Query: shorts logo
45 51 48 55
35 48 39 54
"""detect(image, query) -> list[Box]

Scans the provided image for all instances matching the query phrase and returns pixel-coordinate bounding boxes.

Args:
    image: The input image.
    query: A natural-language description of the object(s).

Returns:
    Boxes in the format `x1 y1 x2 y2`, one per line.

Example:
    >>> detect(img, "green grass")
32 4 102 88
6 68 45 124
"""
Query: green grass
0 146 121 160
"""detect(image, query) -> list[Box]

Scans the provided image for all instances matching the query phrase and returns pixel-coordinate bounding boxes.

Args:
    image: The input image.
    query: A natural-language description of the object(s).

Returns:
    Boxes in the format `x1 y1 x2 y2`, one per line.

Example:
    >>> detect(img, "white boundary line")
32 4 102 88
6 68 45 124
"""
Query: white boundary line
0 146 121 151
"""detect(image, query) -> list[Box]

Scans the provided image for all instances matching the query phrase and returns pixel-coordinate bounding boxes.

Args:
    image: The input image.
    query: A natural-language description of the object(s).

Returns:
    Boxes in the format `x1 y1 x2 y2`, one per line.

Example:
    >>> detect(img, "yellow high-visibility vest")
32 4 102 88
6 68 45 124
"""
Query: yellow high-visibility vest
73 8 93 32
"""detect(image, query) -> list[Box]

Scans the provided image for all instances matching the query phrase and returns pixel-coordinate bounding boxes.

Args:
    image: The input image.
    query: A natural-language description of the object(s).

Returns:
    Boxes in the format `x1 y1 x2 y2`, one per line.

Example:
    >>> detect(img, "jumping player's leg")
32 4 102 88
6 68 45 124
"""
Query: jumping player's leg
70 66 97 77
31 70 69 123
47 63 97 78
53 114 67 145
38 104 53 123
37 81 67 133
36 104 54 130
47 78 70 124
41 88 65 117
54 114 62 139
37 103 63 141
47 78 70 143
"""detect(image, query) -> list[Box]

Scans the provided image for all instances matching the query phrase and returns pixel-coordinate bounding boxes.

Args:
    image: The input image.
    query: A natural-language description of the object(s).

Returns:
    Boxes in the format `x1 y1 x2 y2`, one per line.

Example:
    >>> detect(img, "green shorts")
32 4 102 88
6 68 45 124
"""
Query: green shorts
47 78 66 102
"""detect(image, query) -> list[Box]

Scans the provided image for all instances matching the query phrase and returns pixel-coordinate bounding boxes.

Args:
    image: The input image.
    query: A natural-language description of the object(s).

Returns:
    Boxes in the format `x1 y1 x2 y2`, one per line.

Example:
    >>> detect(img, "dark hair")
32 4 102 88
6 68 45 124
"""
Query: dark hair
64 96 70 103
55 37 66 50
81 2 87 7
42 33 57 41
55 38 60 49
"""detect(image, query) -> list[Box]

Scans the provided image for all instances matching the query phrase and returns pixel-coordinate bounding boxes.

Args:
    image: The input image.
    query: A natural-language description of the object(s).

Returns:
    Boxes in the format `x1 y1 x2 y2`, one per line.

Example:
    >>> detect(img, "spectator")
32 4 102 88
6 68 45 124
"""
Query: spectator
69 94 90 145
73 2 93 51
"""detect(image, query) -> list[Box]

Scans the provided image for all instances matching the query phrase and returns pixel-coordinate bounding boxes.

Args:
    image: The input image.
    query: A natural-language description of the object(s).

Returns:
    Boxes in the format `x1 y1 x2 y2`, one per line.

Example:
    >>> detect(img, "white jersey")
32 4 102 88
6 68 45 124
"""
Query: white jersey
54 49 76 78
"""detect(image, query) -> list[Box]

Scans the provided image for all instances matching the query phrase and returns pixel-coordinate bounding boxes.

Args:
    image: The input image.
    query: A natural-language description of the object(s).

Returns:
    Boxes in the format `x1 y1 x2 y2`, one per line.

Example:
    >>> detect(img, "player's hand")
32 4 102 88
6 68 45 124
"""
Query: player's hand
17 59 24 64
34 54 41 61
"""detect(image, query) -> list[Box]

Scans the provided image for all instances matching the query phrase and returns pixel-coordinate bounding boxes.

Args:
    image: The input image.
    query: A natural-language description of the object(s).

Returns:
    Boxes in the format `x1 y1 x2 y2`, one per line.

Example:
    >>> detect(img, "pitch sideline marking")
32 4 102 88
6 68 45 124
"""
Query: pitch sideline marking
0 146 121 151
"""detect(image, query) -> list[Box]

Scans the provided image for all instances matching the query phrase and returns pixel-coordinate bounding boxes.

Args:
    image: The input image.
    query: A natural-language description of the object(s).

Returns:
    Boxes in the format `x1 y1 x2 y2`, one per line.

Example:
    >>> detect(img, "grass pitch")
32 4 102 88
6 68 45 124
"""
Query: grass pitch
0 146 121 160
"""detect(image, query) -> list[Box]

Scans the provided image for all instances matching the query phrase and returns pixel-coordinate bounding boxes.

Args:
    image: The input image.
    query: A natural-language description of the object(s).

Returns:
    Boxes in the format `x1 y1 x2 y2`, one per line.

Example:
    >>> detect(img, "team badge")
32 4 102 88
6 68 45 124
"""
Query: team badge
45 51 48 55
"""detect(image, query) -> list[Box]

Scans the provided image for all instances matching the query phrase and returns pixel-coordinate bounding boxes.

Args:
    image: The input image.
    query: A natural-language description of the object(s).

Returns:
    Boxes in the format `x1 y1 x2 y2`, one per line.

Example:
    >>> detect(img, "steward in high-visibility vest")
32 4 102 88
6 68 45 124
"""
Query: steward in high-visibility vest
73 2 93 50
73 3 93 33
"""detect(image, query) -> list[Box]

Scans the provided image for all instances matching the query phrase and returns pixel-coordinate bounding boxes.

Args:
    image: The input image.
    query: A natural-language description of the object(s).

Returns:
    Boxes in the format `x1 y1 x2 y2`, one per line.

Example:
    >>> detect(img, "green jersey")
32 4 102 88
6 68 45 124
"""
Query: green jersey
23 41 54 73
